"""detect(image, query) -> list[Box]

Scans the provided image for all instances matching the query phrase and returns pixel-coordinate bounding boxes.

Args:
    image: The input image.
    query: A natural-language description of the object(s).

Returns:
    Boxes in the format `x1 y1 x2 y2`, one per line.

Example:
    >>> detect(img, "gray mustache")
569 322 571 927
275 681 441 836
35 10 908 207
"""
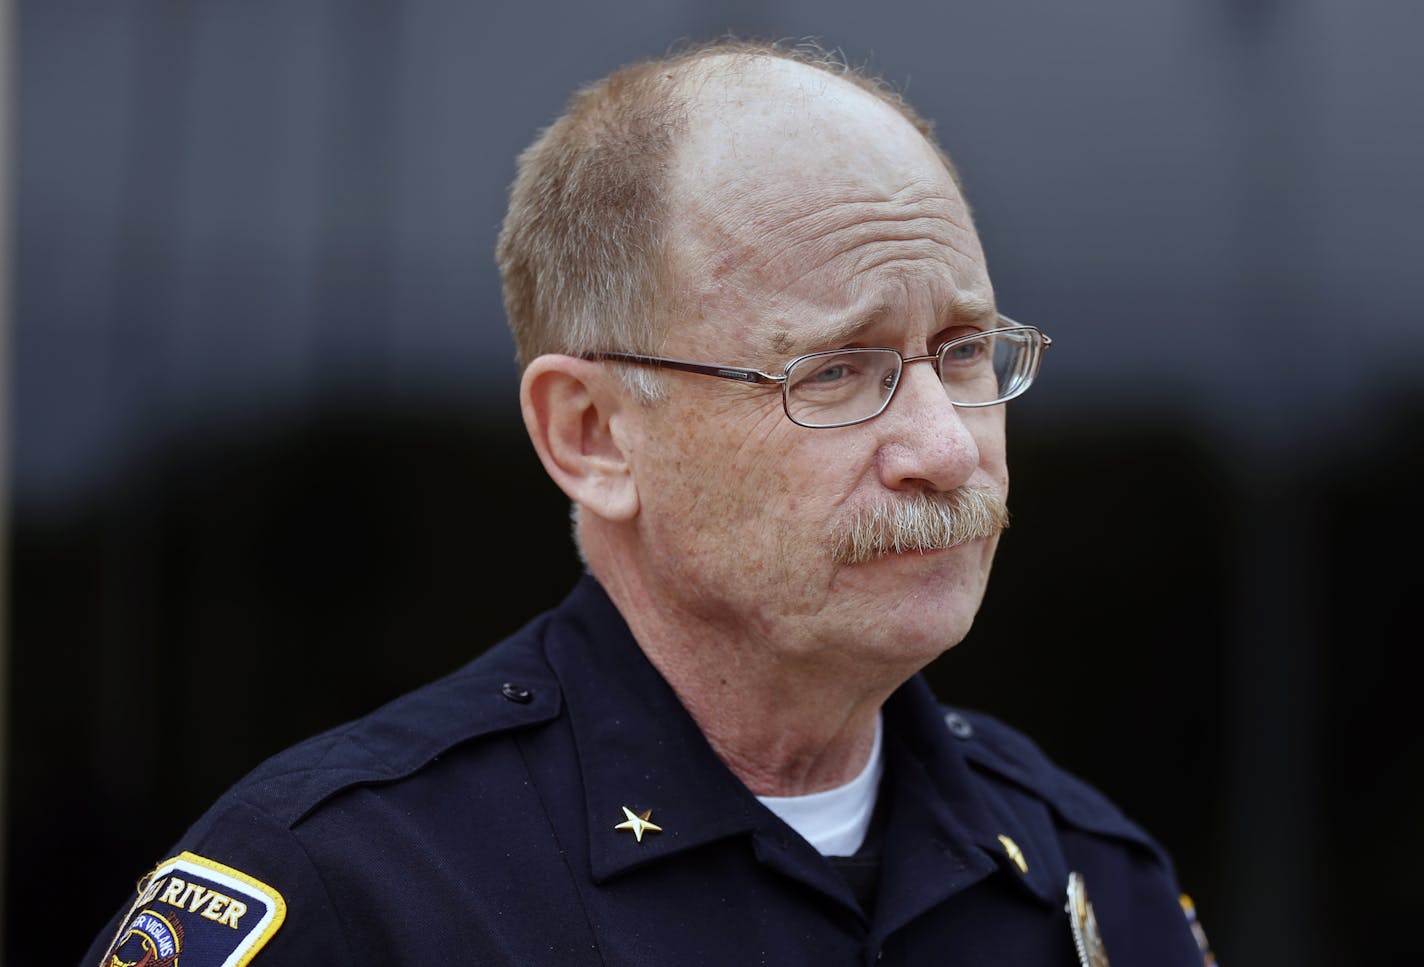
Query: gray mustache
831 487 1009 565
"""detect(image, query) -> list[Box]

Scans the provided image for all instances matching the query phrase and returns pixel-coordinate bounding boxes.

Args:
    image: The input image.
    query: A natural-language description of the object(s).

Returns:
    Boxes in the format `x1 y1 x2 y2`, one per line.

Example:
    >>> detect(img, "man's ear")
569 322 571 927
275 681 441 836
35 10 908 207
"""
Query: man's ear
520 355 640 522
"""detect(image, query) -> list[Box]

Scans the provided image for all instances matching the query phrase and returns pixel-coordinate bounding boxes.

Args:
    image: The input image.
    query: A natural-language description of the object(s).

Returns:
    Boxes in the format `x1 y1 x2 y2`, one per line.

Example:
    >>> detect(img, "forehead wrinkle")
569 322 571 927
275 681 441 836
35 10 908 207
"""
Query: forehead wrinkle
753 280 996 362
762 229 959 300
744 184 966 240
708 186 979 296
771 214 961 279
680 205 963 308
726 205 993 363
708 181 972 251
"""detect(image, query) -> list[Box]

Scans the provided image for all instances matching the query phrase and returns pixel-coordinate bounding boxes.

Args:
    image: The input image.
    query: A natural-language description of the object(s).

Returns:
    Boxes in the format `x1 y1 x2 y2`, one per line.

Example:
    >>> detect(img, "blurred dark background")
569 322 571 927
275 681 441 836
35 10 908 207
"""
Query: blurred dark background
6 2 1421 964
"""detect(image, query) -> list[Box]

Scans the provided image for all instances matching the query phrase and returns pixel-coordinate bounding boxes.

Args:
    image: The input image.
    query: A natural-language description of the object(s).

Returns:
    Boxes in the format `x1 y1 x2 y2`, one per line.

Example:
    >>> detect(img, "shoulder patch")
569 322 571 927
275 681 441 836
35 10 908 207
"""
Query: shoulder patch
99 851 286 967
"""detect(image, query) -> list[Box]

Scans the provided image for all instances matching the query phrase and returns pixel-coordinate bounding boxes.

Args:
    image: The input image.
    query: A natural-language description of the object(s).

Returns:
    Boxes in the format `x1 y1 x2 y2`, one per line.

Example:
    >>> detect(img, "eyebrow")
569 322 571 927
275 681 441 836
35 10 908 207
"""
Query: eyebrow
758 292 1000 361
762 312 880 359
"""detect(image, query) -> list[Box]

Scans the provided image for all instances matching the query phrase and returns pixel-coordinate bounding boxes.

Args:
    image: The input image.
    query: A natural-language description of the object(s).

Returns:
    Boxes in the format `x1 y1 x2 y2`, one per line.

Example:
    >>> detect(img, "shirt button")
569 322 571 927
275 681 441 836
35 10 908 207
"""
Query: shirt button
944 711 974 739
501 682 533 704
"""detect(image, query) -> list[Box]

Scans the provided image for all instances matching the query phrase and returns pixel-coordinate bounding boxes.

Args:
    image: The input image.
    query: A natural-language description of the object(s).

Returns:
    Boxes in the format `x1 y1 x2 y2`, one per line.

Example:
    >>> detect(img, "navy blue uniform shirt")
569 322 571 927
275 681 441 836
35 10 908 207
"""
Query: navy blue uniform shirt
83 576 1209 965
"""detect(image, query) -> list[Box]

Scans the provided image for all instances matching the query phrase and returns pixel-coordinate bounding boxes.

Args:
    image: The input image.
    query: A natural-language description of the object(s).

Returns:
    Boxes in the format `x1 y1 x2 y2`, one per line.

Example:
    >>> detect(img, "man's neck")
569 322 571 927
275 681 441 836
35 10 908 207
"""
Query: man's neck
594 566 907 797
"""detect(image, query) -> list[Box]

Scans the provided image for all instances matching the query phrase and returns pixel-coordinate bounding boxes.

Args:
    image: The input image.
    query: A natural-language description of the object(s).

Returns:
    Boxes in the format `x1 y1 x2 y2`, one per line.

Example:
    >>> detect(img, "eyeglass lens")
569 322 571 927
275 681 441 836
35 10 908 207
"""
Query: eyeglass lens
783 329 1041 427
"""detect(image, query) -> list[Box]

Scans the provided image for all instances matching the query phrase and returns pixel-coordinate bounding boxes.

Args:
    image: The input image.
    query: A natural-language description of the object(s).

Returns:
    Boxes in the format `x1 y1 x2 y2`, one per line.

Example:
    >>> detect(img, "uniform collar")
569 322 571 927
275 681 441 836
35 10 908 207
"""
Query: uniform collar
880 678 1070 911
543 575 765 884
542 575 1068 911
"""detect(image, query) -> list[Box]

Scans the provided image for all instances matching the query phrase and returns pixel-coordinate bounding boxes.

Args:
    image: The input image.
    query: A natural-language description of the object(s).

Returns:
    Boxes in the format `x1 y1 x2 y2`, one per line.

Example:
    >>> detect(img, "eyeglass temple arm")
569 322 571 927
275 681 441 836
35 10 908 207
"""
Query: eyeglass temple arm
583 352 785 385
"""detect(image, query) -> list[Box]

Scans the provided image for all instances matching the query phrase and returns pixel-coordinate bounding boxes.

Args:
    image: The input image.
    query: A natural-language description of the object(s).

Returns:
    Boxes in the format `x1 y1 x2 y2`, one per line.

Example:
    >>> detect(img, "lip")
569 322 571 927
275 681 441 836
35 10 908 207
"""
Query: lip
842 536 986 566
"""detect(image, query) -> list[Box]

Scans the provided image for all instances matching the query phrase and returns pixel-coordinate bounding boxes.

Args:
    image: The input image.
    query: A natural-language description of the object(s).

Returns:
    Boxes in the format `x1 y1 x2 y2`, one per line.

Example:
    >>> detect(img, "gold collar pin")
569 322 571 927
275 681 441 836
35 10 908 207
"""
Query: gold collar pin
614 806 663 843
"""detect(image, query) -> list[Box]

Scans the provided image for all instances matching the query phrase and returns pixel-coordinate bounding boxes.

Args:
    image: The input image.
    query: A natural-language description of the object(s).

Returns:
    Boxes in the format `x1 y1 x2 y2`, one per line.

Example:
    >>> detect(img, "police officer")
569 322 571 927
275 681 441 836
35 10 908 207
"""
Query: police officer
84 39 1215 966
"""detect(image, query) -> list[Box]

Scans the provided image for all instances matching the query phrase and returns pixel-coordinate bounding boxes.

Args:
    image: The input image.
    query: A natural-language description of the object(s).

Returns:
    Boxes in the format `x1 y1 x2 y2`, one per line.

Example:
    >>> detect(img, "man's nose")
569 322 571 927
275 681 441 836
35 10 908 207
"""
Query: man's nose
874 360 982 493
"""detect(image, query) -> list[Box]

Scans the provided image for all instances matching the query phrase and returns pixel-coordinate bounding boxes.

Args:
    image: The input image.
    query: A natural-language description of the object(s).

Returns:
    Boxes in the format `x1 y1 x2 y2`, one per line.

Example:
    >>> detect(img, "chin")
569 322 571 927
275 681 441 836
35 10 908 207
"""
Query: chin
858 617 972 673
852 577 986 655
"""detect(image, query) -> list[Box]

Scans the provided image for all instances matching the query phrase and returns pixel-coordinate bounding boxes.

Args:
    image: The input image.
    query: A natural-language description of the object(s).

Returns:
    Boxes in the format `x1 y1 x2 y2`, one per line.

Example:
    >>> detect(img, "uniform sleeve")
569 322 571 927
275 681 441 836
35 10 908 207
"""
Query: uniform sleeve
79 795 358 967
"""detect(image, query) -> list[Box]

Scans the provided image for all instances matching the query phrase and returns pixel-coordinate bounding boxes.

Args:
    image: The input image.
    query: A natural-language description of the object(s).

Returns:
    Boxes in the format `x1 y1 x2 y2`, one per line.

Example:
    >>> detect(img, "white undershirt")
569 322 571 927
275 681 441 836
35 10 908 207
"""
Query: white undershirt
755 714 884 857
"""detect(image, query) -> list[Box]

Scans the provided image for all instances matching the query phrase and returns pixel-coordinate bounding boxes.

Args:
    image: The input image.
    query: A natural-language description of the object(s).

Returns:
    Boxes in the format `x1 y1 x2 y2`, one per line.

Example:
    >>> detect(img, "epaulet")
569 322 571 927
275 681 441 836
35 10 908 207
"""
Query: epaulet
946 705 1164 858
229 632 562 828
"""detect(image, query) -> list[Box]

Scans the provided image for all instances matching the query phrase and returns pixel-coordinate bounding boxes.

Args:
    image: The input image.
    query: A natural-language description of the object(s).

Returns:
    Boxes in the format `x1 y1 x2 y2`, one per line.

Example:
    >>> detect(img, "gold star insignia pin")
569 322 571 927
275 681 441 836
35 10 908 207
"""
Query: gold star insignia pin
614 806 663 843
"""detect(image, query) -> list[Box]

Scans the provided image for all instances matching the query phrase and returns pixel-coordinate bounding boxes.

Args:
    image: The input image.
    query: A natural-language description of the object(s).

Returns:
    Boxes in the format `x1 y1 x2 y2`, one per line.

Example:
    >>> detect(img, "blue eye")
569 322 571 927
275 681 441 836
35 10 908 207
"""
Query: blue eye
811 364 850 383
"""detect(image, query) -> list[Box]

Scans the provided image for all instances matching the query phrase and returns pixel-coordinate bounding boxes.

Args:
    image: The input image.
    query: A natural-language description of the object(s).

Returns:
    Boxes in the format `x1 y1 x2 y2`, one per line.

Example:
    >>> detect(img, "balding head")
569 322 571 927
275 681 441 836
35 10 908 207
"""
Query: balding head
663 56 984 362
496 40 963 381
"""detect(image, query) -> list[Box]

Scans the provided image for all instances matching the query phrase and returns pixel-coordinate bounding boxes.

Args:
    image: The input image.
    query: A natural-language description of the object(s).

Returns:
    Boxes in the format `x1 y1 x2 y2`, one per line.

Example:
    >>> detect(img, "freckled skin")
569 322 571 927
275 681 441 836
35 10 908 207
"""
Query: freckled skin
586 58 1009 794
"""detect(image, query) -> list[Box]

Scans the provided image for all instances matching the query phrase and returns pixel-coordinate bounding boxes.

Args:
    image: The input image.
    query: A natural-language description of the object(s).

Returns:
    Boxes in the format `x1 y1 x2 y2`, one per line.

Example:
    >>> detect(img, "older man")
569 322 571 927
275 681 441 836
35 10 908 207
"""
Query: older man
84 41 1213 966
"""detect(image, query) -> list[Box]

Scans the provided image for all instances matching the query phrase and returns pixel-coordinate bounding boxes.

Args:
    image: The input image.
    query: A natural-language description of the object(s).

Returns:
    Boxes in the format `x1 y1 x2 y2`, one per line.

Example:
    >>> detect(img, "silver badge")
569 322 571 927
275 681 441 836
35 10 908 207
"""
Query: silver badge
1066 871 1111 966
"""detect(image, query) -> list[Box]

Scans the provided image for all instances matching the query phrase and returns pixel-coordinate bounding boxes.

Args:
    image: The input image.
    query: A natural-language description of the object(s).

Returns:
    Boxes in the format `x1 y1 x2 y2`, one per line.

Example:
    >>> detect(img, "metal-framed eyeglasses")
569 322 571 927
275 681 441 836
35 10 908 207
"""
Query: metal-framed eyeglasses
584 317 1052 429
